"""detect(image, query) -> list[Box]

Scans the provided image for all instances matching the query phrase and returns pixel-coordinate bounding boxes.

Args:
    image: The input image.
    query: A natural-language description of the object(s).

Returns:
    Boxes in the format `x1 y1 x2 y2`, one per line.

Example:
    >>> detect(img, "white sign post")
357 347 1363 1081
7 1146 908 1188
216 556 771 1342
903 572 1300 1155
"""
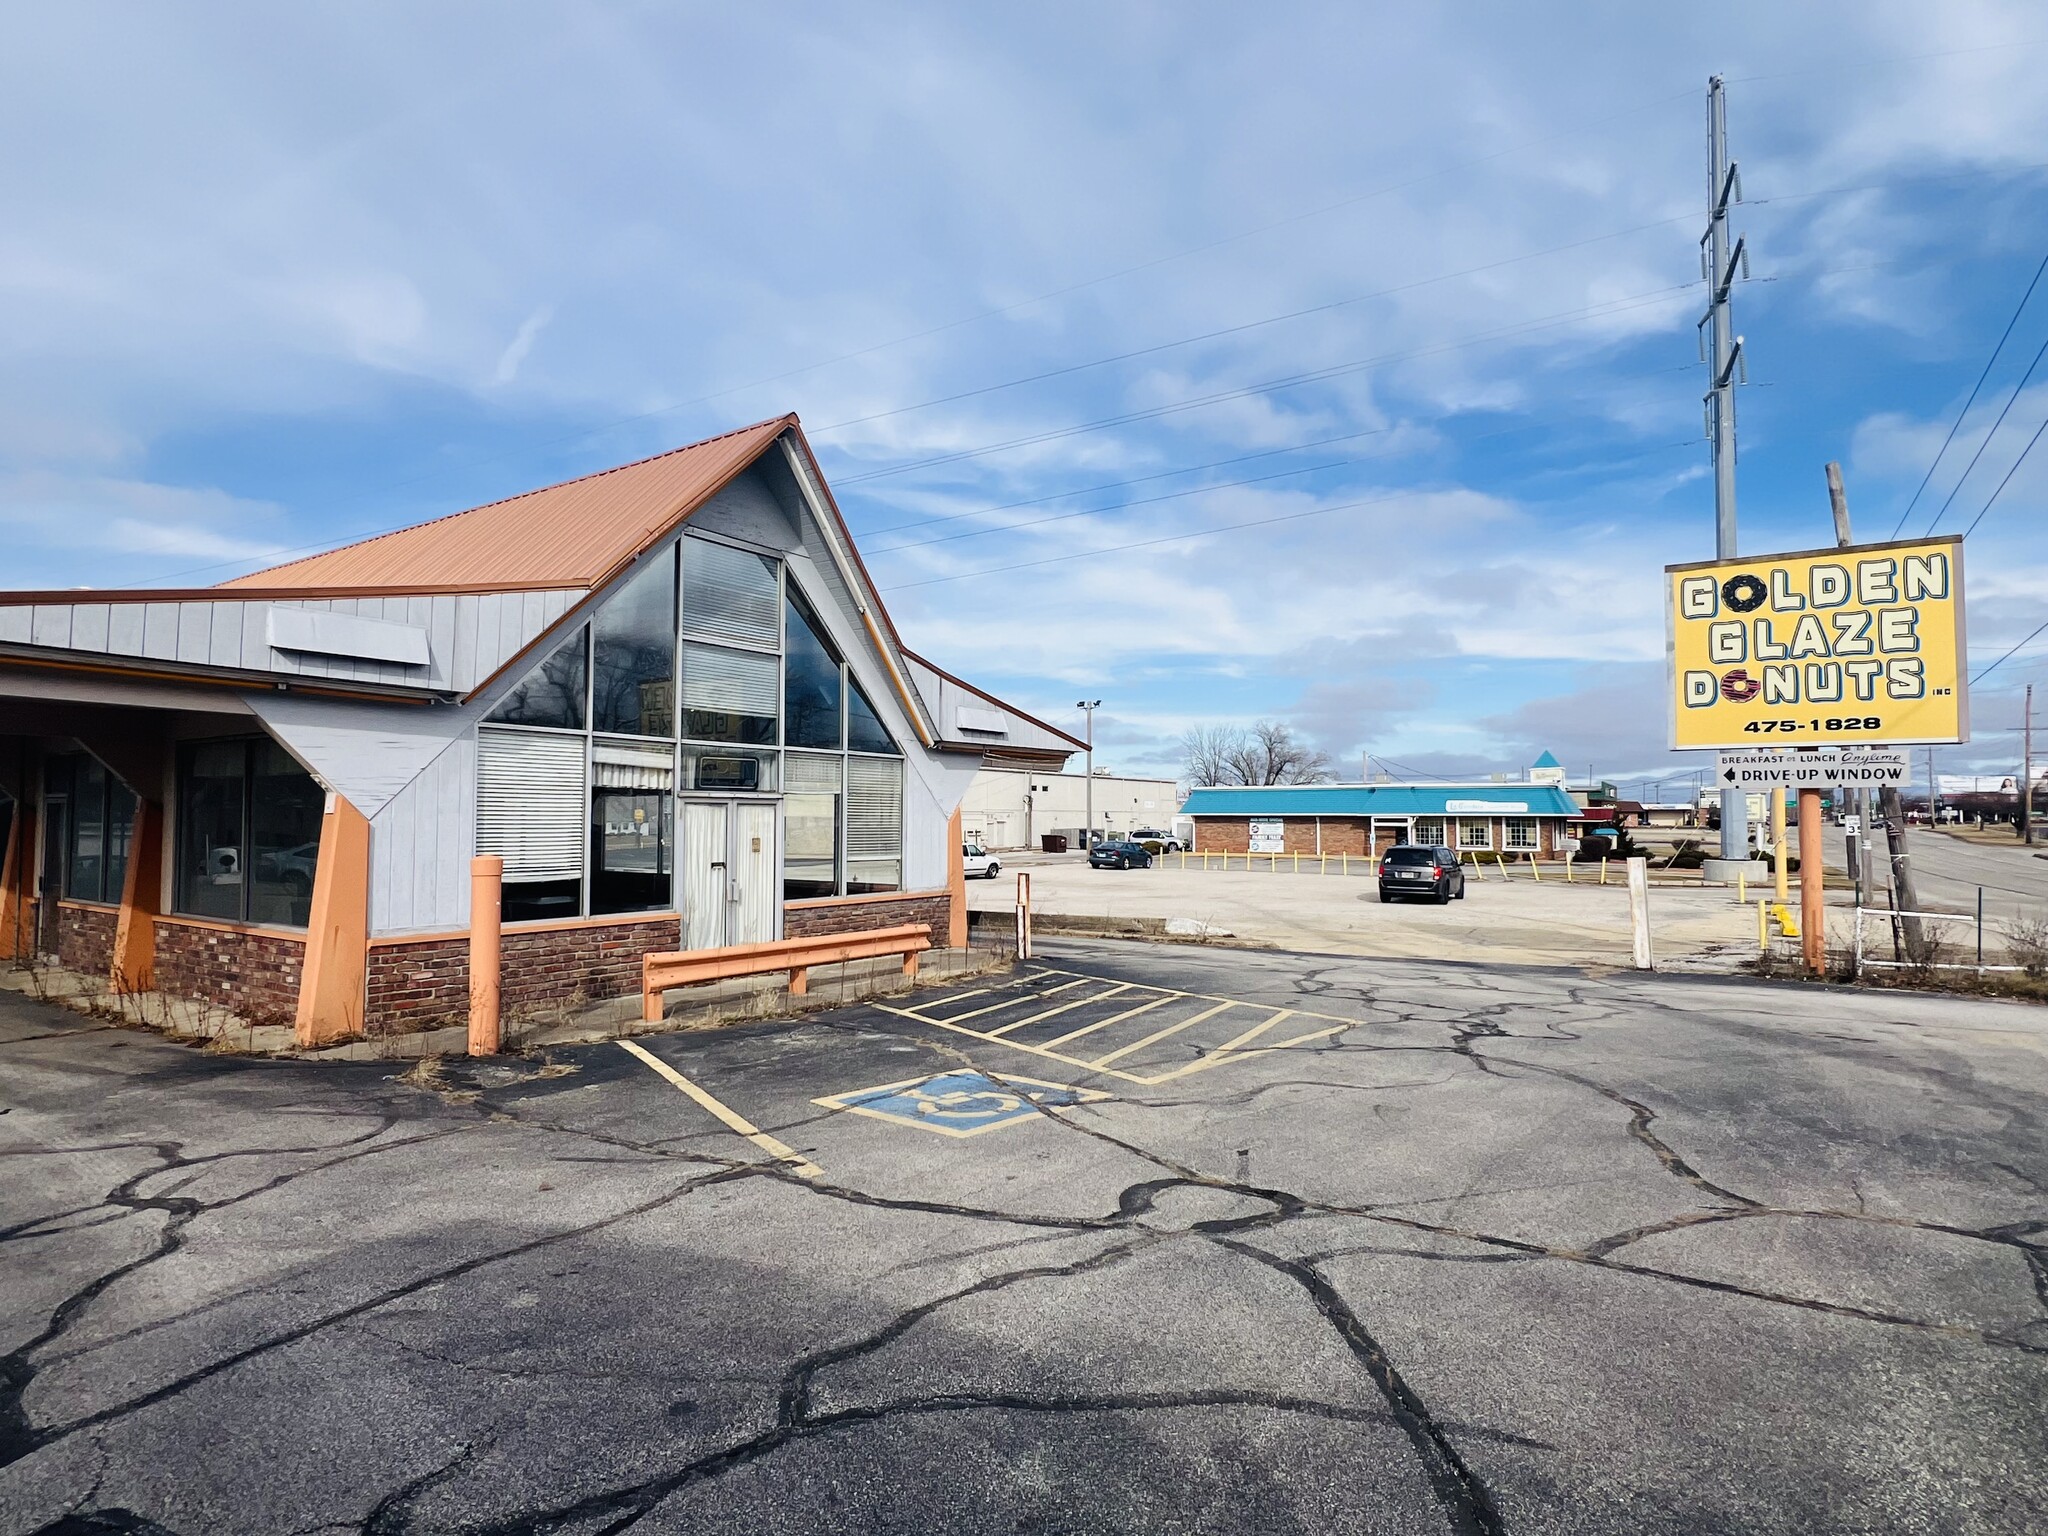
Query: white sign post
1713 748 1908 790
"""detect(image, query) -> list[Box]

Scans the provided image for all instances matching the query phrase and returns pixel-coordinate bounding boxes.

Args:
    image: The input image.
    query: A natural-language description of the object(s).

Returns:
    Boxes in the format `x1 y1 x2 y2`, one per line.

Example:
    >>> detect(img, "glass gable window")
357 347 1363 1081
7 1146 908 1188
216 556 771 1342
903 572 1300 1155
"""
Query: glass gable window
47 754 138 905
175 739 324 927
683 538 779 649
846 678 898 755
593 550 677 738
681 642 777 744
487 626 589 731
783 589 842 750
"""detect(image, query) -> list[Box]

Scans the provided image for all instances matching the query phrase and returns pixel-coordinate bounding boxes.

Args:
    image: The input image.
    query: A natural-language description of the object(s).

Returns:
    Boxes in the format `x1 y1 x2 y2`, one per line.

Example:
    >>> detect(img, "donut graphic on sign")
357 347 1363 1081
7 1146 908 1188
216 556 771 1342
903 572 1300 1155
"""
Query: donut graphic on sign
1719 668 1762 704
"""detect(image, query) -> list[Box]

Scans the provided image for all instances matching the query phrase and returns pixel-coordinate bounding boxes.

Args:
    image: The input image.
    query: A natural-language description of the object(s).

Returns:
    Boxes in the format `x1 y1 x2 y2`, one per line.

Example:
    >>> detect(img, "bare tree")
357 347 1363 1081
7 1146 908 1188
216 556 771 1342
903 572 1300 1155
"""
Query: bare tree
1182 720 1334 787
1180 724 1241 787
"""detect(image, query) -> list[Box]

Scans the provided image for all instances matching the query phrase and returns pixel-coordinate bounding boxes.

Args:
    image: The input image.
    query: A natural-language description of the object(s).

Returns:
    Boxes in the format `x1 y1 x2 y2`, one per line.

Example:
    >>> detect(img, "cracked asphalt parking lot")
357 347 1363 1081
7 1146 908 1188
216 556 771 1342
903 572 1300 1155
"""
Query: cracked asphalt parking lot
4 939 2046 1535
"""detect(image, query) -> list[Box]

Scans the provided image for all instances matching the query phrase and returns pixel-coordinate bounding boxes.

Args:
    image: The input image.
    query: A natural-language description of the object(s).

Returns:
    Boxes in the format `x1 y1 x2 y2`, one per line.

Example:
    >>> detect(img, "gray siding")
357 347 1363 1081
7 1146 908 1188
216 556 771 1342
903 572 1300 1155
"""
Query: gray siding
0 589 582 696
369 732 477 935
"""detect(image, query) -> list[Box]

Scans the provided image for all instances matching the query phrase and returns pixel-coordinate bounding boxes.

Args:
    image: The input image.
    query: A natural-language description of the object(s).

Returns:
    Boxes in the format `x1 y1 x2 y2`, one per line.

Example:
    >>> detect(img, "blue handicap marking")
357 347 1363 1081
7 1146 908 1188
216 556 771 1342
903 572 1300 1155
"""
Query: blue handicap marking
813 1069 1109 1139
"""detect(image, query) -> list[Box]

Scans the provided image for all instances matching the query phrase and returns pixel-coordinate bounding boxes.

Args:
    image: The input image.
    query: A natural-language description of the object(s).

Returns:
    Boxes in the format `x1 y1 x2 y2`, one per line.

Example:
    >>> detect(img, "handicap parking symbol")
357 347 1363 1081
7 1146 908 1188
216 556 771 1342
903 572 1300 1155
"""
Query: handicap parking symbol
813 1069 1109 1139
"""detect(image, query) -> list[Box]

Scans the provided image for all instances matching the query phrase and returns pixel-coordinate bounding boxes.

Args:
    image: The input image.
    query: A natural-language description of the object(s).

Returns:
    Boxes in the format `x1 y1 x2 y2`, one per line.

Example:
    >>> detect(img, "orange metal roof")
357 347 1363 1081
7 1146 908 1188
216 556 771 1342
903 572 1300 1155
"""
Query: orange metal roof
217 415 795 593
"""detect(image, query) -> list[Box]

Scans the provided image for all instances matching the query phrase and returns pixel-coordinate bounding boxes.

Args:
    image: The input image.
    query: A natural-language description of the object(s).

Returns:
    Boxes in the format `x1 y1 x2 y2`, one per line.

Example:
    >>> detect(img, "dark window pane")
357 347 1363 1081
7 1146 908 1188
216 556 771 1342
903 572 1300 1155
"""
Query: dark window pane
593 552 676 737
176 742 246 920
502 879 580 923
846 677 899 755
783 752 841 899
248 741 324 927
69 758 107 902
683 750 778 792
591 790 673 914
105 778 136 904
682 642 777 745
783 589 841 749
487 626 588 730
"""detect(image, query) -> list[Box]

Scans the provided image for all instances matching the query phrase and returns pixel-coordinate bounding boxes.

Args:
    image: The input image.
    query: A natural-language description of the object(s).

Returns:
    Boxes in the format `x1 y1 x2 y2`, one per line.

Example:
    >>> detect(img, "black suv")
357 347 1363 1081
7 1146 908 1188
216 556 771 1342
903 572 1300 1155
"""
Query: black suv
1378 844 1465 904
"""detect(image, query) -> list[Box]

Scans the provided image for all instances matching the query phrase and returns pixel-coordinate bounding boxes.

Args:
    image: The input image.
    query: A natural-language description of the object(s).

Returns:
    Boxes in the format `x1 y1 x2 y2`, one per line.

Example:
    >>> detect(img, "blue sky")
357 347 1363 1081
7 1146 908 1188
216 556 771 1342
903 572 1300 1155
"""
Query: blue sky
6 2 2047 797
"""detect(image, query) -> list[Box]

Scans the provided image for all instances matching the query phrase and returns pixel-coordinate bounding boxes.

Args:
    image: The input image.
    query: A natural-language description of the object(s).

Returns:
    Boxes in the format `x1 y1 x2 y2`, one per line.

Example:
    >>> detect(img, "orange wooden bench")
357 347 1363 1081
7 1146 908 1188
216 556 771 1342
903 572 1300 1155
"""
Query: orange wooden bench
642 923 933 1022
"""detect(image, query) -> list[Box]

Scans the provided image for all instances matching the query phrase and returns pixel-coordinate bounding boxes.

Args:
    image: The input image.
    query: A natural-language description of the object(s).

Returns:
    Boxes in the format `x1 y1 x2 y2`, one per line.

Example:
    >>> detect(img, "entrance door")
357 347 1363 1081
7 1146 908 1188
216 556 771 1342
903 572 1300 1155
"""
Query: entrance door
38 797 66 958
681 800 782 951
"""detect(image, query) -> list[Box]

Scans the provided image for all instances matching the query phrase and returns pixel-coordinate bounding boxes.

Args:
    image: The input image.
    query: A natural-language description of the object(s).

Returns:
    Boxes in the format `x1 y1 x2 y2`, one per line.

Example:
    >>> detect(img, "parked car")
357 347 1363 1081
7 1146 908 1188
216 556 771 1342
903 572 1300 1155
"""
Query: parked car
1089 839 1154 870
962 843 1002 880
1128 827 1184 852
1378 844 1465 904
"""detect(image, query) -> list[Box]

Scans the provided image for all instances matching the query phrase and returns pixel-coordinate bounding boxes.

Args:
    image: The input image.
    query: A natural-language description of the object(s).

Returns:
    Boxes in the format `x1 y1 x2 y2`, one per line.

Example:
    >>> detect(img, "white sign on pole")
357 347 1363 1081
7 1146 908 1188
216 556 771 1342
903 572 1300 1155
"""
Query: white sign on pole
1713 748 1909 789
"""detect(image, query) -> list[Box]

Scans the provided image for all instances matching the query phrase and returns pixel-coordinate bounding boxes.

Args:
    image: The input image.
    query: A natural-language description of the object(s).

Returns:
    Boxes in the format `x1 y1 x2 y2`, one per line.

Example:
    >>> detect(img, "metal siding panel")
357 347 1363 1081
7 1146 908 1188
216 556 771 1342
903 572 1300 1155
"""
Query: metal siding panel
208 602 242 668
69 605 111 652
174 604 211 665
30 606 73 648
106 603 144 655
142 603 179 658
0 607 29 644
451 596 480 691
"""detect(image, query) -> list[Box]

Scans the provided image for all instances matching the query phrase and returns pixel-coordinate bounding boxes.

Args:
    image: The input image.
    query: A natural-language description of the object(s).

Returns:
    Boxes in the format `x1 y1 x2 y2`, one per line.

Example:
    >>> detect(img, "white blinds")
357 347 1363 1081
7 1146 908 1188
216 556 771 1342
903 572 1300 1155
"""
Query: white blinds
682 642 778 716
845 755 903 859
477 729 585 882
783 751 843 795
591 740 675 792
683 538 779 649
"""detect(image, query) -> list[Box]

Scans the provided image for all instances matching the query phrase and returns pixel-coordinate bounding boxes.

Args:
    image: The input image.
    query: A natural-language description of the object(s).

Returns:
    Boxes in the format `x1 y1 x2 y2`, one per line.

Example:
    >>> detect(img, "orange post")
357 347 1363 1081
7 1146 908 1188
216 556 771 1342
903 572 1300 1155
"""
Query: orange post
295 793 371 1047
946 806 968 948
0 800 32 962
110 799 163 994
469 854 503 1055
1799 788 1826 976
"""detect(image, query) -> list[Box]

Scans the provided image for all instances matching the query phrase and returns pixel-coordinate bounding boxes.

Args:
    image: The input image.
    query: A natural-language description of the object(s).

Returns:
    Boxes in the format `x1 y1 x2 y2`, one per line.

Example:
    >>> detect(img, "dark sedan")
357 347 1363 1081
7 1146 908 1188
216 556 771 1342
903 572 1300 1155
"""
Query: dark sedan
1378 844 1466 903
1089 839 1154 870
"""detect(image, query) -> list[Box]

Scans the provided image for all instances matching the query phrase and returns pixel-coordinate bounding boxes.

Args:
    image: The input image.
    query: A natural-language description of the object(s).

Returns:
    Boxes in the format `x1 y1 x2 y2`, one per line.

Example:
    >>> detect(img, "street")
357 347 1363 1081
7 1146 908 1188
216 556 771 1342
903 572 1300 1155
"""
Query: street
4 939 2044 1535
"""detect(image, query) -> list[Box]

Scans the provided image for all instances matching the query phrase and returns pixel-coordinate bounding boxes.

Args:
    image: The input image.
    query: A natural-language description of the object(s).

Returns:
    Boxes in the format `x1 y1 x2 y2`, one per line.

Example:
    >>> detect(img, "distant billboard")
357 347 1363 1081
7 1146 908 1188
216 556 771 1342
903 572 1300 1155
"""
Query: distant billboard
1937 771 2044 795
1666 536 1966 750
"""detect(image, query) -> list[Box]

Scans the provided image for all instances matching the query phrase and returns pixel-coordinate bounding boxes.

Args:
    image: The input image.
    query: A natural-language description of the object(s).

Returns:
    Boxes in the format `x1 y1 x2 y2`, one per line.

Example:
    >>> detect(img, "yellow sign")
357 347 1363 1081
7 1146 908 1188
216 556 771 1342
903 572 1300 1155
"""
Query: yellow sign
1666 536 1967 749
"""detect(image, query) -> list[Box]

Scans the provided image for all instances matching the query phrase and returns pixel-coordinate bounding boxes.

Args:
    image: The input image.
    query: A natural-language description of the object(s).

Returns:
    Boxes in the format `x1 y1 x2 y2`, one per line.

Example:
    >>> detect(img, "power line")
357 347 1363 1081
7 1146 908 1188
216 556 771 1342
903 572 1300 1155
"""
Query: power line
1889 246 2048 538
1973 617 2048 685
137 174 2042 586
1925 328 2048 533
834 284 1700 486
1960 409 2048 538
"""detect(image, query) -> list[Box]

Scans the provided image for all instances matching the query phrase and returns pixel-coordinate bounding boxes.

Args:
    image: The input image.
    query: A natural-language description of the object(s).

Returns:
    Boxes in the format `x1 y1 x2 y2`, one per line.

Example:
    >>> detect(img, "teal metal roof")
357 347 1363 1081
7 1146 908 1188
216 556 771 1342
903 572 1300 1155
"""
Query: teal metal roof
1179 784 1580 818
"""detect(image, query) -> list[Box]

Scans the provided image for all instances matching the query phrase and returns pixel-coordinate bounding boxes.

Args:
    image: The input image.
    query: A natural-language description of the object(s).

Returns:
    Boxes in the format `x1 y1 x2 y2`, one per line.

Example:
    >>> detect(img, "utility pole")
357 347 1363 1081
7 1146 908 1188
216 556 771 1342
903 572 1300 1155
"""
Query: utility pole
1703 75 1751 876
1077 700 1101 851
1826 462 1874 903
1829 464 1923 958
2025 684 2035 846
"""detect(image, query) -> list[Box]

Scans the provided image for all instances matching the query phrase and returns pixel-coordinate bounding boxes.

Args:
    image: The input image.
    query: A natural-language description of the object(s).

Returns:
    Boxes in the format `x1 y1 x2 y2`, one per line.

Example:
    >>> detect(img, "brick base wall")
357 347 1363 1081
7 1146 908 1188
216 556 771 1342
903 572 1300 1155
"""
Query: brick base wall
362 895 958 1037
1192 816 1563 858
366 915 683 1035
153 922 305 1025
784 891 952 943
57 904 118 975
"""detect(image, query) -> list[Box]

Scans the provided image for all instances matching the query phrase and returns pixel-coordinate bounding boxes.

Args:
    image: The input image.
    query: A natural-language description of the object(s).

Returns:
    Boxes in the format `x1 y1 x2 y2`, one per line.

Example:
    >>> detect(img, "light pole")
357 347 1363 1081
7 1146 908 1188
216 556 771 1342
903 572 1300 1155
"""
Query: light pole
1077 700 1101 850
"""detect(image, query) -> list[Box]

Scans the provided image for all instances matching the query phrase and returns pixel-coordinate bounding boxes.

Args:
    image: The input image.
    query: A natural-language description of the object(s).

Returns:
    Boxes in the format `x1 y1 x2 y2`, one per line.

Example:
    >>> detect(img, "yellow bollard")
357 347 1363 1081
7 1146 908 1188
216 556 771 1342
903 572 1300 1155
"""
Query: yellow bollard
1757 897 1769 952
1599 858 1608 886
1342 853 1349 876
1530 856 1542 883
1293 853 1300 873
1497 853 1509 879
1320 854 1327 875
1737 868 1747 904
1566 857 1574 884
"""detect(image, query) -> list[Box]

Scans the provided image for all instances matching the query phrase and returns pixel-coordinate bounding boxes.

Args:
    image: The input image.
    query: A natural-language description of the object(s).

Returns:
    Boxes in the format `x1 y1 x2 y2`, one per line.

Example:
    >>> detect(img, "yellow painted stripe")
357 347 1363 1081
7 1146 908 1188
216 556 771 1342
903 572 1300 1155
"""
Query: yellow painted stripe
1137 1018 1351 1085
918 983 1102 1026
1088 998 1241 1067
985 983 1137 1038
1134 1009 1294 1085
1024 964 1358 1027
618 1041 823 1178
872 1005 1157 1086
1041 992 1182 1048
